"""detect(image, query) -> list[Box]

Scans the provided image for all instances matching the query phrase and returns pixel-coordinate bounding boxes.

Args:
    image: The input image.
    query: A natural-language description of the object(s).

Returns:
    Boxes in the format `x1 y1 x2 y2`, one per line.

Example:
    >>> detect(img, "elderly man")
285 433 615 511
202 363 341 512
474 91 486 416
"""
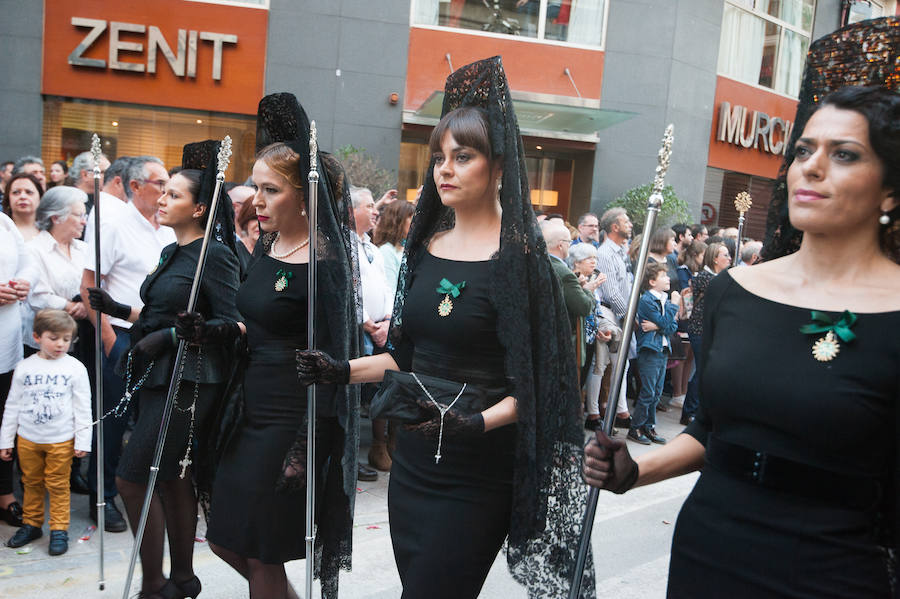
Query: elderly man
351 185 392 480
80 155 174 532
595 207 634 431
13 156 46 190
69 151 111 216
572 212 601 248
541 218 595 334
739 240 763 266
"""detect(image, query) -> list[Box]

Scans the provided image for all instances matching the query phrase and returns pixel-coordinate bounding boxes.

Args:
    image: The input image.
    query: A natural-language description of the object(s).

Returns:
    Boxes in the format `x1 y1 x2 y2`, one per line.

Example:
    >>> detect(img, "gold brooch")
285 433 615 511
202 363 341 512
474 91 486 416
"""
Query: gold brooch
811 330 840 362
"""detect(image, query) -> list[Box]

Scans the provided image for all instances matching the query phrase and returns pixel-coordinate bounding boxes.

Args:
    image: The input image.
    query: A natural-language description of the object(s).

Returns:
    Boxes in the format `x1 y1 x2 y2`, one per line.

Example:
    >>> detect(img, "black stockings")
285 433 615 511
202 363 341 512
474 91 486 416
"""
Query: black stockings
117 473 198 592
208 542 300 599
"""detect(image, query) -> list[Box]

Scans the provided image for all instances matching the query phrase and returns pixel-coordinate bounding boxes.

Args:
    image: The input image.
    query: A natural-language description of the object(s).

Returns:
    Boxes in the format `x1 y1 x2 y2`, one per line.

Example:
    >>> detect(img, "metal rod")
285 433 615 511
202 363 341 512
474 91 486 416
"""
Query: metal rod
733 213 745 266
564 68 582 98
305 122 319 599
569 125 674 598
90 134 106 592
121 137 233 599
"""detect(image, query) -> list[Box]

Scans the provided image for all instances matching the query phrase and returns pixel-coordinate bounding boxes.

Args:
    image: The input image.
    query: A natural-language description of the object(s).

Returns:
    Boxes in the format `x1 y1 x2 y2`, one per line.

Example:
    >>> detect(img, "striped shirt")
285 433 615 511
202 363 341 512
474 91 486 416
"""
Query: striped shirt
596 237 632 320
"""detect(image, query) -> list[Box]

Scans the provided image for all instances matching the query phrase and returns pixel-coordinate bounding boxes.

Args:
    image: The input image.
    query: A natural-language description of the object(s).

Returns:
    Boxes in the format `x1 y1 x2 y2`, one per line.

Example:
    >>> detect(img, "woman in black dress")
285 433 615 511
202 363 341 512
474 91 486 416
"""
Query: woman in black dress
584 85 900 597
88 141 241 599
298 57 594 598
177 94 360 599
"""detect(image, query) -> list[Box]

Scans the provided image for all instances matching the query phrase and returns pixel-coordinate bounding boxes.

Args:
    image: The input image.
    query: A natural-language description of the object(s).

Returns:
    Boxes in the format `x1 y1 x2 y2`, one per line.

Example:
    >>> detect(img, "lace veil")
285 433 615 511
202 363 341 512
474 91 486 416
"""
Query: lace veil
762 16 900 262
181 139 241 263
389 57 596 597
253 93 362 598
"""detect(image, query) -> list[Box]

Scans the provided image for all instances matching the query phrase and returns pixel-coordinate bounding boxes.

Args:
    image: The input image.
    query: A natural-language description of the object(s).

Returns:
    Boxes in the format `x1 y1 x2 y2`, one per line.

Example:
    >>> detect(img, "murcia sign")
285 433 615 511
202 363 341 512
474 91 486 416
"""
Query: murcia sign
716 102 793 156
68 18 237 81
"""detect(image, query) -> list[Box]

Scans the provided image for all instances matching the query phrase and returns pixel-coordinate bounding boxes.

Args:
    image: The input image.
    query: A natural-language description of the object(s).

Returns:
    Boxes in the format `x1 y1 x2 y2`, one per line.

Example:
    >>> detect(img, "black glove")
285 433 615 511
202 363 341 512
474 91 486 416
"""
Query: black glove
295 350 350 386
583 430 639 494
87 287 131 321
175 311 241 345
403 396 485 440
132 328 177 361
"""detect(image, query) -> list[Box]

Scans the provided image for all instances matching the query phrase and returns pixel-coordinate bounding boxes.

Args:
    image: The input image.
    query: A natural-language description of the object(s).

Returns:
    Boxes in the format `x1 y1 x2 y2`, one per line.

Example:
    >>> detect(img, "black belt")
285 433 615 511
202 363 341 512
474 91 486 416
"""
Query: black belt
707 436 882 511
600 301 612 309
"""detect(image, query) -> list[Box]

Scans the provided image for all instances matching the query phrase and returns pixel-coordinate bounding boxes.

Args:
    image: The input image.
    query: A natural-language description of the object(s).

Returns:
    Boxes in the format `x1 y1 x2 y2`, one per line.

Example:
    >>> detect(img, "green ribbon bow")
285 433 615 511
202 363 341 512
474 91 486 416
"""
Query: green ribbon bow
276 269 294 281
435 278 466 298
799 310 858 343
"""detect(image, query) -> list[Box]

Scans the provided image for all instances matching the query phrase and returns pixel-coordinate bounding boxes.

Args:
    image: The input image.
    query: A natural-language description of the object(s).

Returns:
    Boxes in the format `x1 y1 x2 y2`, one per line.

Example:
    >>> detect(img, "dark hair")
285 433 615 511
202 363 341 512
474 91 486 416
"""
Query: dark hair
641 261 669 291
34 309 77 336
236 192 258 233
672 222 689 241
690 223 707 238
818 86 900 201
171 169 209 226
51 160 68 174
708 226 722 237
766 86 900 260
428 106 494 160
649 227 675 254
3 172 44 216
678 239 707 267
373 199 415 247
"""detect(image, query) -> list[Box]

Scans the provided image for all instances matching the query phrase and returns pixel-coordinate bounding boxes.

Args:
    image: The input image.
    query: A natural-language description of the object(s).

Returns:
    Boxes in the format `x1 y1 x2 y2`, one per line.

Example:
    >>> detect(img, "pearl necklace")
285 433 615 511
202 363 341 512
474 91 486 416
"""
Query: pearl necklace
270 232 310 259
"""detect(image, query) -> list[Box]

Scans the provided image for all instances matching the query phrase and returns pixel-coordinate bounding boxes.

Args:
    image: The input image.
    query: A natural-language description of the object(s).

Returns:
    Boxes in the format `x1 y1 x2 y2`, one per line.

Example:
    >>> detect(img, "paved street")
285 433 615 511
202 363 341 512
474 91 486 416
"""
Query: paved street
0 408 696 598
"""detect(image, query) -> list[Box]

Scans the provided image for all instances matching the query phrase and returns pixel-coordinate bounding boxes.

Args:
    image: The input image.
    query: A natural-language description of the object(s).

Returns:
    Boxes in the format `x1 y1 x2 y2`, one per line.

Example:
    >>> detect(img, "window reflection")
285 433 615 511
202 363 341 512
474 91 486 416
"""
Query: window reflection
412 0 605 47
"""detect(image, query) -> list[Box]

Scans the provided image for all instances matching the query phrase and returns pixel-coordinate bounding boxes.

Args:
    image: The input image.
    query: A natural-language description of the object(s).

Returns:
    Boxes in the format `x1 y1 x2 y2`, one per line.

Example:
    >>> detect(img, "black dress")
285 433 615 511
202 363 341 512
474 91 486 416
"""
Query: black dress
207 255 339 564
672 270 900 598
389 252 516 598
117 239 241 484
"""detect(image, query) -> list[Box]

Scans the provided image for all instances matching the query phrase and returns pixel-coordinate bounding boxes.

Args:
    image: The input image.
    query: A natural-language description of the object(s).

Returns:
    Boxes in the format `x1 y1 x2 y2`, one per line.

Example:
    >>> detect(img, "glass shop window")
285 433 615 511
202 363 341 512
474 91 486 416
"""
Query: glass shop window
411 0 606 48
41 97 257 182
717 0 814 97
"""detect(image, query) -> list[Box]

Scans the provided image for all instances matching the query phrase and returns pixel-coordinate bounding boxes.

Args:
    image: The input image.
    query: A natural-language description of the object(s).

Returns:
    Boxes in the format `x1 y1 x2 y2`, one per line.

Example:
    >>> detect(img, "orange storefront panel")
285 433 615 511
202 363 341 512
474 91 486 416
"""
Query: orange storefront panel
404 27 604 110
707 76 798 179
42 0 267 115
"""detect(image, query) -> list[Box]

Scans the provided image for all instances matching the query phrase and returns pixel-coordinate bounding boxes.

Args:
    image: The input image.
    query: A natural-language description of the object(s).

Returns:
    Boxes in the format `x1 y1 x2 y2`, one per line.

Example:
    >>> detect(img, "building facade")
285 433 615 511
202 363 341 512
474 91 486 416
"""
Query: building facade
1 0 896 231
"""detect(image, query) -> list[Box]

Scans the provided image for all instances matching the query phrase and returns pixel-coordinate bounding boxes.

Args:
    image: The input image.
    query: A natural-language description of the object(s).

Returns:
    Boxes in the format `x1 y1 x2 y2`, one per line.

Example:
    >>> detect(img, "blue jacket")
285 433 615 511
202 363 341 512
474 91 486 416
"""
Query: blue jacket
635 290 679 353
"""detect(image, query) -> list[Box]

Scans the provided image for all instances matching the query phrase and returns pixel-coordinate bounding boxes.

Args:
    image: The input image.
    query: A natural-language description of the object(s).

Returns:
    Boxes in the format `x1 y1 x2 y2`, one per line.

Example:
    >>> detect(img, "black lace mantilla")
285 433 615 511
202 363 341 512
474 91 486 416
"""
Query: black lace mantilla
252 93 362 598
762 16 900 263
389 57 596 597
181 140 240 262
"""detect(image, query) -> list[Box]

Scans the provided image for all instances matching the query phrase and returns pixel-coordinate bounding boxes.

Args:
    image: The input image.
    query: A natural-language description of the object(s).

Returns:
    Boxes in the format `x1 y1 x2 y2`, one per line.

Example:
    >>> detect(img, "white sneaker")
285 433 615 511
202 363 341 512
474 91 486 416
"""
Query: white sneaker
671 394 685 408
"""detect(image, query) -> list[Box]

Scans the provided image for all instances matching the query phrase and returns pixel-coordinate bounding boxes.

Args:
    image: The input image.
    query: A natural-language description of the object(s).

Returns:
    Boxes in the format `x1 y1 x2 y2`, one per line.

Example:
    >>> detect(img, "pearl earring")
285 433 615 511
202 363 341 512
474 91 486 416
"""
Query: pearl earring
879 212 891 225
497 180 503 192
301 208 307 217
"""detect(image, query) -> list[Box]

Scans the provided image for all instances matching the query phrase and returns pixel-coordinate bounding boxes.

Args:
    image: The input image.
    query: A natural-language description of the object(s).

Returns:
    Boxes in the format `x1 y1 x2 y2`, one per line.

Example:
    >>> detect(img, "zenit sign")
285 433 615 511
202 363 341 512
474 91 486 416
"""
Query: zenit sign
715 102 794 156
68 18 237 81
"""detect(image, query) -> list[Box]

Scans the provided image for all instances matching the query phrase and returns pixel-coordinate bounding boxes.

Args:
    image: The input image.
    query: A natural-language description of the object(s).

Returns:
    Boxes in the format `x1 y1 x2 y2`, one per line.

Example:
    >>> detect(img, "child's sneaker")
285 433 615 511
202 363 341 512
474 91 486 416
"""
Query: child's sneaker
7 524 42 548
48 530 68 555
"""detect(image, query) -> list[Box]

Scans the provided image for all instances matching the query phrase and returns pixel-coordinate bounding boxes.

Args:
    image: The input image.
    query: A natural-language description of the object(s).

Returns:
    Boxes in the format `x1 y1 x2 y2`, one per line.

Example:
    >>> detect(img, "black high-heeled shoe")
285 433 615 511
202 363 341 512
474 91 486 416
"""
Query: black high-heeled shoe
138 580 180 599
174 575 201 599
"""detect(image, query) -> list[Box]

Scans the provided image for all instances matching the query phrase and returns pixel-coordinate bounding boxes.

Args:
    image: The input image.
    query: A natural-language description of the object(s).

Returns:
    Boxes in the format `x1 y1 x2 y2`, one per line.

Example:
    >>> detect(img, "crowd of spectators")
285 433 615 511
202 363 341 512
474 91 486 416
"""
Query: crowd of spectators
538 207 763 443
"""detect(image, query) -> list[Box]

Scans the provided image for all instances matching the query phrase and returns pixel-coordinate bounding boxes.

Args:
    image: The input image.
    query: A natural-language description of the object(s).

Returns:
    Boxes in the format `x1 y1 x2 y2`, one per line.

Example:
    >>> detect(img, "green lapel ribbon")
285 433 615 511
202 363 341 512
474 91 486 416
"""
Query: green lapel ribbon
799 310 858 343
276 269 294 281
436 278 466 298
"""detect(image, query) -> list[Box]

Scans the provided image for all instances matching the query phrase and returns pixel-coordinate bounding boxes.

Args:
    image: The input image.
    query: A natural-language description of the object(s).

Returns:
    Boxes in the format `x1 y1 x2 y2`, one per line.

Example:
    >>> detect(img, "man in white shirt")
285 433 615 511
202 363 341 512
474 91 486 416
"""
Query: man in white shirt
79 155 174 531
351 186 394 477
83 157 134 244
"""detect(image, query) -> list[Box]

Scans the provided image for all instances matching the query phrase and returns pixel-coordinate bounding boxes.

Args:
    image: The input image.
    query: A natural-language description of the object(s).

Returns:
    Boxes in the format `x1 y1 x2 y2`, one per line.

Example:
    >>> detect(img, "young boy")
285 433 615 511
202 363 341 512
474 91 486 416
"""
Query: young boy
629 262 680 446
0 310 91 556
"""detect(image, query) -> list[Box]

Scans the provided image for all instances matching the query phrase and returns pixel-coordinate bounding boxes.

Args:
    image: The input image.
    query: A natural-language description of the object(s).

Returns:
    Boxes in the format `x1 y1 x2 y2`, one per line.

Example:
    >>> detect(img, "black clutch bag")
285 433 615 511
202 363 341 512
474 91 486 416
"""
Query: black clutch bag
371 370 501 422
